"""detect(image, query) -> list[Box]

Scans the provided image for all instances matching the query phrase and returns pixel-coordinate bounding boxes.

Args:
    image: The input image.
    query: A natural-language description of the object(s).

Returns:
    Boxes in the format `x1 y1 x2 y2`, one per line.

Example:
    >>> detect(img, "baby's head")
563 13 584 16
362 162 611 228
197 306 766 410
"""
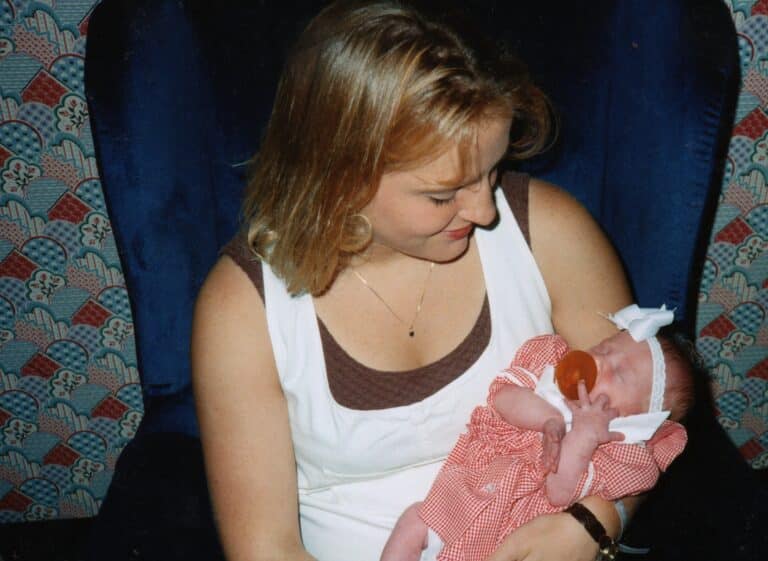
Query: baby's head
587 330 695 421
657 332 697 421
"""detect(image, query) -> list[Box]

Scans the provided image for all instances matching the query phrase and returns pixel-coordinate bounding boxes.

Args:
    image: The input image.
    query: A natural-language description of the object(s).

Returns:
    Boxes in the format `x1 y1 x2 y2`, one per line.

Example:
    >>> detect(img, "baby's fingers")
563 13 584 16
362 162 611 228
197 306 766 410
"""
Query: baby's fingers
542 449 557 474
606 406 620 420
576 380 590 404
608 431 625 442
592 393 610 409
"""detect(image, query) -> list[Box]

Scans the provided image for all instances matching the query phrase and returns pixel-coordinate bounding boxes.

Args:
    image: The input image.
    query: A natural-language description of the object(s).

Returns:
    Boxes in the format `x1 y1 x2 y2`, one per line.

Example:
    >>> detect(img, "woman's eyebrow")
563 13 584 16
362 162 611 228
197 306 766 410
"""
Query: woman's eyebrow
420 184 461 194
434 162 503 188
434 181 468 191
417 154 505 190
413 172 464 190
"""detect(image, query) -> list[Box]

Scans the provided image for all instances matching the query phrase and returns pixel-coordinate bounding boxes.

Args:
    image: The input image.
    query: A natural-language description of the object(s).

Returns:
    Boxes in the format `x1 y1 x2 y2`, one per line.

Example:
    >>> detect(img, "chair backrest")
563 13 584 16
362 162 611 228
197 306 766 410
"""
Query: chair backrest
85 0 738 436
491 0 738 326
85 0 242 434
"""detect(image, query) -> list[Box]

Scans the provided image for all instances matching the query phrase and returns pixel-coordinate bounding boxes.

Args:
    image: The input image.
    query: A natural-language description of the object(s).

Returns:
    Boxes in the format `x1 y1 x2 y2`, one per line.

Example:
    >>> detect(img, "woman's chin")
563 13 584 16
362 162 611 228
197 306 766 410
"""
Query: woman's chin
422 237 472 264
365 236 471 264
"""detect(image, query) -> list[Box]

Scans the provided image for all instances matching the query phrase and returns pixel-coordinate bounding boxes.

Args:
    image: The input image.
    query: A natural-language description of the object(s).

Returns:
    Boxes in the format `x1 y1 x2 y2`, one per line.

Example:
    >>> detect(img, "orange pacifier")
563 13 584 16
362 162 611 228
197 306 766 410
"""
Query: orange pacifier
554 350 597 400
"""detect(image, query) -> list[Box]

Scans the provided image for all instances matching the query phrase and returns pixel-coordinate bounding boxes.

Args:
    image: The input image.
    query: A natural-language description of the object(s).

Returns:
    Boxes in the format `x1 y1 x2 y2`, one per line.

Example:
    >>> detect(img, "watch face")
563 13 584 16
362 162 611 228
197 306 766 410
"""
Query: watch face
598 535 619 561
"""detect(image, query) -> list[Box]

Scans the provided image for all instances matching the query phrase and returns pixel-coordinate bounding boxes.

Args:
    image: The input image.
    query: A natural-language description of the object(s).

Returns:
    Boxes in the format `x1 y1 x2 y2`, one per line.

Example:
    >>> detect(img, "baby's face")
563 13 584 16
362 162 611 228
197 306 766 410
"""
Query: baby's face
587 331 653 416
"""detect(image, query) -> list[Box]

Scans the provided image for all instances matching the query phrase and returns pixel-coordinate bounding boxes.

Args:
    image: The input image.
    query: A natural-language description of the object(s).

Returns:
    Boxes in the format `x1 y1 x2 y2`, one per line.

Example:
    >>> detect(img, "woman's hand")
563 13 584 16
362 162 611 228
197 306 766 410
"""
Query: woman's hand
484 510 598 561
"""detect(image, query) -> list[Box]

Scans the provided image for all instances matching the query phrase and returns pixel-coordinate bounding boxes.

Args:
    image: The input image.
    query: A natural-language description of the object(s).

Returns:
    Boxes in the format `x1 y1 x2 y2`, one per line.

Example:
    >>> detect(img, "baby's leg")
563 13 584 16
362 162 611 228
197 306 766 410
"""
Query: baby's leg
380 502 429 561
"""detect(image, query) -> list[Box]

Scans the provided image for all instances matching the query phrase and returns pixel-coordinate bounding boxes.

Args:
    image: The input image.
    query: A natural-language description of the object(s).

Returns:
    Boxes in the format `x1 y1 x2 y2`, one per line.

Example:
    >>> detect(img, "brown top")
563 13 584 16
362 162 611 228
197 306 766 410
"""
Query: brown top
222 171 531 410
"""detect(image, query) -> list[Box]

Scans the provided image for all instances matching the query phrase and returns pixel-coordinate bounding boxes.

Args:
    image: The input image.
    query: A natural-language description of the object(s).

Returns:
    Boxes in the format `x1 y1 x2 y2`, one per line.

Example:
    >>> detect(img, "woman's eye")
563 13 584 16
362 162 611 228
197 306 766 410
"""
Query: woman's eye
429 195 455 206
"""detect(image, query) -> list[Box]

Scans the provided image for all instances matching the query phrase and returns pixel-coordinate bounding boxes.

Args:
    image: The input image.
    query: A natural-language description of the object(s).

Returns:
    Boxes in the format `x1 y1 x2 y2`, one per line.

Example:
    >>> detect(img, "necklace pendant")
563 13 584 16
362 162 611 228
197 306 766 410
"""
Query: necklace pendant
409 330 415 337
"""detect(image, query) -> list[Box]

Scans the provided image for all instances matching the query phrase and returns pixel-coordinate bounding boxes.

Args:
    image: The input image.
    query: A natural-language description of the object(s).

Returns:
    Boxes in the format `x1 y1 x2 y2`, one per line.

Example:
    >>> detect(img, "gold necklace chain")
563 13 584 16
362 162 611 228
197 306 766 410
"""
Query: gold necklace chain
352 261 435 337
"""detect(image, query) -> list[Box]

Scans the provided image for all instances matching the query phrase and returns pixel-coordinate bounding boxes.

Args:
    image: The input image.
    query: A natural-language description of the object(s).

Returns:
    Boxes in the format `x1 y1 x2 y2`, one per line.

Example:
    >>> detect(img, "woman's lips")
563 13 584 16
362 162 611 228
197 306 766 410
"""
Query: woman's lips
445 224 474 240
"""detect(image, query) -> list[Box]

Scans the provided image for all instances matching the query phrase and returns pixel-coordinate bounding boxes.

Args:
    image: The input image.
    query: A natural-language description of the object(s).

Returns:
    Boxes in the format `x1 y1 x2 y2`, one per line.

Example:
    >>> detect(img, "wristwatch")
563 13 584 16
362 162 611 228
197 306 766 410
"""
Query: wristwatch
565 503 619 561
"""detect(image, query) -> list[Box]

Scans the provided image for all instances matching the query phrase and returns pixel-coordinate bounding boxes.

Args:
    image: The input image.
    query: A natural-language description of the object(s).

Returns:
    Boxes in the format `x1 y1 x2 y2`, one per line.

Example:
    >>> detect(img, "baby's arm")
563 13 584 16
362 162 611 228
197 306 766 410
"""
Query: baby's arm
493 383 566 473
492 334 573 471
545 382 624 506
493 383 563 429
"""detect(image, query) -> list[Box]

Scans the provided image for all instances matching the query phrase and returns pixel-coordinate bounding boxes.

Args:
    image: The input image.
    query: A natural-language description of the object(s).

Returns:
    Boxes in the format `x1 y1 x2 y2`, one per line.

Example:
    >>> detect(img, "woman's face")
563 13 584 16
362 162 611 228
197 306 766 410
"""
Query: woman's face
588 331 654 416
362 117 512 263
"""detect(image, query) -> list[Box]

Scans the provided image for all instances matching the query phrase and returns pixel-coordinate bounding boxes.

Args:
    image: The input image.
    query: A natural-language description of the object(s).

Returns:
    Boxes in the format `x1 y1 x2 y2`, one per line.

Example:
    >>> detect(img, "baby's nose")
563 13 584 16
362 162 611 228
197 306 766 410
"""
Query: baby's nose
590 352 608 375
587 353 605 392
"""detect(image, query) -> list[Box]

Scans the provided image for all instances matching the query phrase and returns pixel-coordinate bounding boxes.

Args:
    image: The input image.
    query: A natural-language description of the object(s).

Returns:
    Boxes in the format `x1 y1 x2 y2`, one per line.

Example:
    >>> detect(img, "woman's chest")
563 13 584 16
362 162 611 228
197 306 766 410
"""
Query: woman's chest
314 243 486 372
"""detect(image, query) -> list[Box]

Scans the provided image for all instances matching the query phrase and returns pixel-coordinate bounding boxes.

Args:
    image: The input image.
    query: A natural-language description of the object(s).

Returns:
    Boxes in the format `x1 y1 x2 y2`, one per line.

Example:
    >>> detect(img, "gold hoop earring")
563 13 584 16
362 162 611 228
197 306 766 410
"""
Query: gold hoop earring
341 213 373 253
351 213 372 237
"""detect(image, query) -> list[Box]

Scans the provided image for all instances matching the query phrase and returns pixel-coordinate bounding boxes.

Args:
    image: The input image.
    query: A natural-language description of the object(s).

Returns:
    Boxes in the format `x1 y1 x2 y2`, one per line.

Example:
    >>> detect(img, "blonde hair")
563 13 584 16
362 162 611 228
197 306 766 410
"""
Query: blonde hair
243 0 551 295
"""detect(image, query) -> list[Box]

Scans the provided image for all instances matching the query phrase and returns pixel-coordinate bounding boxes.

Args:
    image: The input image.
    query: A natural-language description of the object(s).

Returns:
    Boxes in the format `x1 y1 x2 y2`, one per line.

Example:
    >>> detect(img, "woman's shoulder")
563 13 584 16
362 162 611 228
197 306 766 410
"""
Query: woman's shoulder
525 176 609 258
196 230 267 335
528 177 588 226
192 250 277 387
498 172 595 249
219 230 265 299
195 253 265 331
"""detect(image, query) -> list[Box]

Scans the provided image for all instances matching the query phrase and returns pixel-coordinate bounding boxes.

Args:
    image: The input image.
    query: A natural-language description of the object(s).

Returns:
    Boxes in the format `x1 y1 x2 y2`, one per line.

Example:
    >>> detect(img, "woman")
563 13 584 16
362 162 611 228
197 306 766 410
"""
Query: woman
191 1 635 560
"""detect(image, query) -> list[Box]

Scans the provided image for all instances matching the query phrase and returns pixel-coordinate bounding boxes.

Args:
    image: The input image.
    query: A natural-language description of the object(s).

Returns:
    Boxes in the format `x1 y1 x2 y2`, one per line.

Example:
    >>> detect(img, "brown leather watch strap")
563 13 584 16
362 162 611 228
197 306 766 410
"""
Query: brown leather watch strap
565 503 605 542
565 503 619 561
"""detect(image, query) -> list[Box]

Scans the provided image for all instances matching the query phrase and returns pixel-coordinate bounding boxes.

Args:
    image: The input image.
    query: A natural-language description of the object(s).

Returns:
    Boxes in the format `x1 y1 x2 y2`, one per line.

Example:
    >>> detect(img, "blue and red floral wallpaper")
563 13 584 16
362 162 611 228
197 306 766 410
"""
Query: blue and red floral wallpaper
0 0 765 523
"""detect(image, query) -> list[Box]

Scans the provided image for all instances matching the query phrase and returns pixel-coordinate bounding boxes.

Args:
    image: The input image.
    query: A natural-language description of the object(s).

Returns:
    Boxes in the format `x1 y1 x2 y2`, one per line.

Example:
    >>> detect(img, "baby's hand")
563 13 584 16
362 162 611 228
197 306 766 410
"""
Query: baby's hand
541 417 566 474
566 381 624 446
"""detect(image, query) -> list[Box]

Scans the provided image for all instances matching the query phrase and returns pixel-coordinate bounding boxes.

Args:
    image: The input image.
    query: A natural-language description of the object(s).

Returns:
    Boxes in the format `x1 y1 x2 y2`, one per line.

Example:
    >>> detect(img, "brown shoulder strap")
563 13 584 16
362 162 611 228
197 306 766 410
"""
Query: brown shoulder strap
220 231 264 299
500 171 531 248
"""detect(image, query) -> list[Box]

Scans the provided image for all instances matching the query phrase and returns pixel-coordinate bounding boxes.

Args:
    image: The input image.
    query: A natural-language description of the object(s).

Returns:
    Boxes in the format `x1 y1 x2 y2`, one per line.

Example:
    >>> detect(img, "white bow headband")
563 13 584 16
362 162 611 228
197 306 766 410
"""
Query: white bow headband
606 304 674 413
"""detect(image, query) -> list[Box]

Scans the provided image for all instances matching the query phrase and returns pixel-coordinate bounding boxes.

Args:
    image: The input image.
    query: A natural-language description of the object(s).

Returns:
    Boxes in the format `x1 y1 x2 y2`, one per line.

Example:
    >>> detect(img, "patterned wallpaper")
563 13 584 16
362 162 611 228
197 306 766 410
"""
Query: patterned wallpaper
0 0 764 524
0 0 138 522
697 0 768 470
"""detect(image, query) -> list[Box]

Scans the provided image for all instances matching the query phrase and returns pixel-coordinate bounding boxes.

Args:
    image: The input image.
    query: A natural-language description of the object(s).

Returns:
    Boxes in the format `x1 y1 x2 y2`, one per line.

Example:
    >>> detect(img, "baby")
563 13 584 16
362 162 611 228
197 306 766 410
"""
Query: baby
381 306 693 561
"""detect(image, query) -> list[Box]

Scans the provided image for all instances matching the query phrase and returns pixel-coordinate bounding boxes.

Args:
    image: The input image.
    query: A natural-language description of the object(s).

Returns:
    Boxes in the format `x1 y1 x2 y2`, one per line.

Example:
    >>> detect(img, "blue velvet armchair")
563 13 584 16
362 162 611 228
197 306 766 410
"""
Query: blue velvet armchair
82 1 767 560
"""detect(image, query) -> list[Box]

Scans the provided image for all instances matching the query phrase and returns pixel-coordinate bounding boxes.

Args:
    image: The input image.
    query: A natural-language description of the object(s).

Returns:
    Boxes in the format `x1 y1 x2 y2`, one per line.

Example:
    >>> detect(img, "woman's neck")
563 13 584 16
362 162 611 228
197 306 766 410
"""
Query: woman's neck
348 243 429 270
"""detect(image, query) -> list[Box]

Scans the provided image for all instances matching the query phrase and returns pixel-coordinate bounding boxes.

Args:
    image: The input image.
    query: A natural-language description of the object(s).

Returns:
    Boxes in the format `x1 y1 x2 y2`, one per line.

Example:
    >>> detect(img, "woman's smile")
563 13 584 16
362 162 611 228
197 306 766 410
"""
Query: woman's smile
445 224 474 240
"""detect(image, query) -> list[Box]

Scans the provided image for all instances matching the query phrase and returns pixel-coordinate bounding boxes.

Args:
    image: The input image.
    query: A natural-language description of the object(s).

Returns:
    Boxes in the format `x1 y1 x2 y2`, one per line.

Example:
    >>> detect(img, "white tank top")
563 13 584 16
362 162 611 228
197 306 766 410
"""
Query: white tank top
262 187 552 561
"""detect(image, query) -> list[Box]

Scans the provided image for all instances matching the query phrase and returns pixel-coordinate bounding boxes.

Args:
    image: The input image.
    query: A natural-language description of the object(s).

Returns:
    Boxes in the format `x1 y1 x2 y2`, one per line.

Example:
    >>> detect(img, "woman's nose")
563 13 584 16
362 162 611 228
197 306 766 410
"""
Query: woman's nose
457 181 497 226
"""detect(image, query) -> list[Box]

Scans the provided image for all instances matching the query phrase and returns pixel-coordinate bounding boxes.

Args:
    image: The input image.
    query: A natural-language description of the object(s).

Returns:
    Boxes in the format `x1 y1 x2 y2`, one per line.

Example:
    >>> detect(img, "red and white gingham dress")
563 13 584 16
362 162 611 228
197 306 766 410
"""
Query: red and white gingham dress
419 334 687 561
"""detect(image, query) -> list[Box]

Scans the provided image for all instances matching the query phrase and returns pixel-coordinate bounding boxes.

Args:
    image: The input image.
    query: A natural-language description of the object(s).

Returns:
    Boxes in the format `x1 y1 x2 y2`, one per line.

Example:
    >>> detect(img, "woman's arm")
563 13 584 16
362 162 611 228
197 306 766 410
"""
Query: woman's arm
530 178 633 348
191 256 315 561
488 178 635 560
